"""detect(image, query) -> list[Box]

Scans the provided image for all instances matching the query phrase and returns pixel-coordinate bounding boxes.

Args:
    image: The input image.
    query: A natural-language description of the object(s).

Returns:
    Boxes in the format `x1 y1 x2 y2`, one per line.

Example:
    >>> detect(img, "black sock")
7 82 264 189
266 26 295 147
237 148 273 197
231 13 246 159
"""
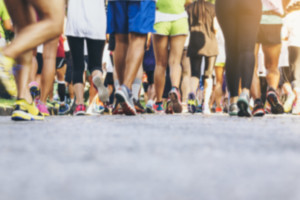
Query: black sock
58 83 66 102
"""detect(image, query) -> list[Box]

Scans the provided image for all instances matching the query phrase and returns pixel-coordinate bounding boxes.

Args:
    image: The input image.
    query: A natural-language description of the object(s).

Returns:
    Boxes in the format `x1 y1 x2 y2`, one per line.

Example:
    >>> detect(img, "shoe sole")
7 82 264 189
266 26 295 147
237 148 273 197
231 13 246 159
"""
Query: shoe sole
237 99 251 117
252 108 265 117
267 93 284 114
168 92 182 113
11 111 44 121
165 101 173 114
115 91 136 116
93 76 109 102
146 107 155 114
74 111 85 116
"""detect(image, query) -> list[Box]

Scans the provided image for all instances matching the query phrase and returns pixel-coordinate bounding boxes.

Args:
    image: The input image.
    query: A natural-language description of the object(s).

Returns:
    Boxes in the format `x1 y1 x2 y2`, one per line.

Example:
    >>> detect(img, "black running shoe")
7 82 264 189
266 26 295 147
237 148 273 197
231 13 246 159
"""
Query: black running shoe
267 88 284 114
133 98 145 114
252 99 265 117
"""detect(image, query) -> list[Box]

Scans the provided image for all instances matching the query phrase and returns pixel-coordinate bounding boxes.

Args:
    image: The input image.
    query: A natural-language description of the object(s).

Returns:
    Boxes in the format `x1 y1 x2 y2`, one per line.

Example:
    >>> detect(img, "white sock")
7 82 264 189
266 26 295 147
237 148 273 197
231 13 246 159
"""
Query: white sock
114 80 120 90
204 78 213 105
132 78 142 100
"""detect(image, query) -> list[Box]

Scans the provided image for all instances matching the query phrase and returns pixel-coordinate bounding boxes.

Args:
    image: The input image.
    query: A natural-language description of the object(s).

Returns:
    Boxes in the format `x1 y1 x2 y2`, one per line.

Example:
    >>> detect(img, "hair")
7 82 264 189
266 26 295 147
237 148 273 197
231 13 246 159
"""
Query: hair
193 0 206 24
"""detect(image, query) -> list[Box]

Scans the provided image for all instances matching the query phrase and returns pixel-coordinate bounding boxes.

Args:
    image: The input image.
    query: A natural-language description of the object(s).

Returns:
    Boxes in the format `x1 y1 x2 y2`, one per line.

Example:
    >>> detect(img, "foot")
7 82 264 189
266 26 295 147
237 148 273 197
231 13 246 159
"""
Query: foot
229 103 238 116
36 100 50 116
74 104 86 116
252 99 265 117
187 93 196 114
93 76 109 102
115 85 136 116
0 53 17 98
283 92 296 113
168 88 182 113
133 98 145 114
11 99 44 121
58 103 70 115
267 87 284 114
237 92 252 117
153 102 164 114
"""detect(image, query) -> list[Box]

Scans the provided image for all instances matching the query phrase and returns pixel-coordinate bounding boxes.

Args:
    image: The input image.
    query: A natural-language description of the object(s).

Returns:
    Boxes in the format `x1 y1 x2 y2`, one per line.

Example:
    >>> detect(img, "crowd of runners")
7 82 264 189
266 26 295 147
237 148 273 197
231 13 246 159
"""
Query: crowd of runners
0 0 300 120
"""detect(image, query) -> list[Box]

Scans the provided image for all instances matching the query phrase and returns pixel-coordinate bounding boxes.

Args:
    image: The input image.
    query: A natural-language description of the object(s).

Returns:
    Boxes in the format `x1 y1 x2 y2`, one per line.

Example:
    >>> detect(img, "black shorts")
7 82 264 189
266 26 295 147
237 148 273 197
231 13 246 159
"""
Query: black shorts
257 24 282 45
36 53 66 75
104 72 114 86
56 57 66 69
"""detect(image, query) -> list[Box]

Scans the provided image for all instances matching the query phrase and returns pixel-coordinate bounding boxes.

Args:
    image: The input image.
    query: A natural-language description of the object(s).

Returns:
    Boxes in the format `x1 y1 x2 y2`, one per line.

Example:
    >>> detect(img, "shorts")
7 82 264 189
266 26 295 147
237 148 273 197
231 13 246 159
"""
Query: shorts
256 24 282 45
56 57 66 69
215 62 225 67
107 1 156 34
154 17 189 36
36 53 66 74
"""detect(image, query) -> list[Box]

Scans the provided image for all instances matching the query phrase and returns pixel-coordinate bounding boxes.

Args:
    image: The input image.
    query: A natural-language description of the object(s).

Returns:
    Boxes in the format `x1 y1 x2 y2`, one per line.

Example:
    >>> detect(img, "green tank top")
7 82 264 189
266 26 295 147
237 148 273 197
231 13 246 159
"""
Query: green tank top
156 0 186 14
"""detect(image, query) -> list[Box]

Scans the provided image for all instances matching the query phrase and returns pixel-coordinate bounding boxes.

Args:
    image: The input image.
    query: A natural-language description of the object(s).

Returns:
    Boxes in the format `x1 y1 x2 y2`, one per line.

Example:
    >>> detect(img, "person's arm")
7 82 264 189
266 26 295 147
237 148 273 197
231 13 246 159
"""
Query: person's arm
3 19 13 32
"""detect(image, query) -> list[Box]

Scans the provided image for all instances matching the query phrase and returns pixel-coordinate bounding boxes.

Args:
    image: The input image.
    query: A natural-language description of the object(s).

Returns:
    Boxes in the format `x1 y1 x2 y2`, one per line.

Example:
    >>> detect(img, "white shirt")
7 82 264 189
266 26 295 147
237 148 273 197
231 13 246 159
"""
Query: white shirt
66 0 106 40
261 0 284 15
284 11 300 47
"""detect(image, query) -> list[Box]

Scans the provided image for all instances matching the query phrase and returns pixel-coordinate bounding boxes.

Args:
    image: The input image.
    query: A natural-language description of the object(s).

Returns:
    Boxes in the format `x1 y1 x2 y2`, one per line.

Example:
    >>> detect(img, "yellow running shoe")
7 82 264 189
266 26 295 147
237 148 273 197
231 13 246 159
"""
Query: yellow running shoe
0 52 17 97
11 99 44 121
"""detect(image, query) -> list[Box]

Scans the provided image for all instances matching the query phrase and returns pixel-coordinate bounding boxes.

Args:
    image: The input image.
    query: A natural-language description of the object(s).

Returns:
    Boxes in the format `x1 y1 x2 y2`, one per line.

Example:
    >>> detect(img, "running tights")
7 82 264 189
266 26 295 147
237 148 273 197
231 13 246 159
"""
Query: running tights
67 36 105 84
215 0 262 97
190 56 216 79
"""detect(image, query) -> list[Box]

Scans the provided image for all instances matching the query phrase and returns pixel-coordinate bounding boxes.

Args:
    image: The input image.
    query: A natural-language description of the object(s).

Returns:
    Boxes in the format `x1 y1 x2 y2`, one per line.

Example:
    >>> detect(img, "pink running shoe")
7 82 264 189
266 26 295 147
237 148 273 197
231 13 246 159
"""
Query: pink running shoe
74 104 86 116
36 100 50 116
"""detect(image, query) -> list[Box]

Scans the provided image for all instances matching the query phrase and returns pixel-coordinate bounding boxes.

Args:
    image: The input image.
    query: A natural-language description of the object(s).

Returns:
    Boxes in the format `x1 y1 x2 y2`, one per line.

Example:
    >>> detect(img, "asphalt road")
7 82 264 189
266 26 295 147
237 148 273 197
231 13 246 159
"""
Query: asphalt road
1 114 300 200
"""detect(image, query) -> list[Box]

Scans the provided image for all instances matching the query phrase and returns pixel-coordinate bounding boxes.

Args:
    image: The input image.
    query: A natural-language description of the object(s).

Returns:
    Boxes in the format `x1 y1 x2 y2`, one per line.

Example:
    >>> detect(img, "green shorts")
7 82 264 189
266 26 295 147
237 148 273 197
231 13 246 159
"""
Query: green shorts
154 17 188 36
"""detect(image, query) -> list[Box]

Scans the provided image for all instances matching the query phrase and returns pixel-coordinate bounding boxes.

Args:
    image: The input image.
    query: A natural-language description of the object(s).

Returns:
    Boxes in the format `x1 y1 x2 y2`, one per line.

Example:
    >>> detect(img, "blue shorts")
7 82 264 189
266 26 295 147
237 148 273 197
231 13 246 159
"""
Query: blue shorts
107 1 156 34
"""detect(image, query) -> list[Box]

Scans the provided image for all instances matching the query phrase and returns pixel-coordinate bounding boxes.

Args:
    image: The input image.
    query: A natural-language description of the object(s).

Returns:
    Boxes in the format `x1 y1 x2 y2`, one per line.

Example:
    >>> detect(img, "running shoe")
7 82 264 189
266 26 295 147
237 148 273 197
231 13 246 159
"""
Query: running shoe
283 92 296 113
74 104 86 116
292 94 300 115
133 98 145 114
93 76 109 102
0 53 17 98
187 93 196 114
58 103 70 115
11 99 44 121
168 88 182 113
202 103 211 115
252 98 265 117
237 92 251 117
112 103 124 115
215 107 223 113
115 85 136 115
153 102 164 114
229 103 238 116
146 100 155 114
266 87 284 114
29 81 40 100
36 100 50 116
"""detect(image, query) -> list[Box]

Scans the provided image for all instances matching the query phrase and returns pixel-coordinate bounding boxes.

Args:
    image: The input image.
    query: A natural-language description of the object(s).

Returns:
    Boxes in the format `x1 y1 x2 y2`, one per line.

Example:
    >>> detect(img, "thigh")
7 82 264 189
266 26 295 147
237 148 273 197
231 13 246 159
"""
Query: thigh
169 35 186 65
262 43 281 69
153 35 168 66
4 0 36 30
237 0 262 53
86 38 105 70
28 0 64 24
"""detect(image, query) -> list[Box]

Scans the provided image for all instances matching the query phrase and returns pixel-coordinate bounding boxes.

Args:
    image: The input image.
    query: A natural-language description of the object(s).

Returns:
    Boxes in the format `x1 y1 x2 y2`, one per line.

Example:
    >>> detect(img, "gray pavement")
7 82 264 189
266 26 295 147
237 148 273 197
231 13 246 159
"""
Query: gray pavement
1 114 300 200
